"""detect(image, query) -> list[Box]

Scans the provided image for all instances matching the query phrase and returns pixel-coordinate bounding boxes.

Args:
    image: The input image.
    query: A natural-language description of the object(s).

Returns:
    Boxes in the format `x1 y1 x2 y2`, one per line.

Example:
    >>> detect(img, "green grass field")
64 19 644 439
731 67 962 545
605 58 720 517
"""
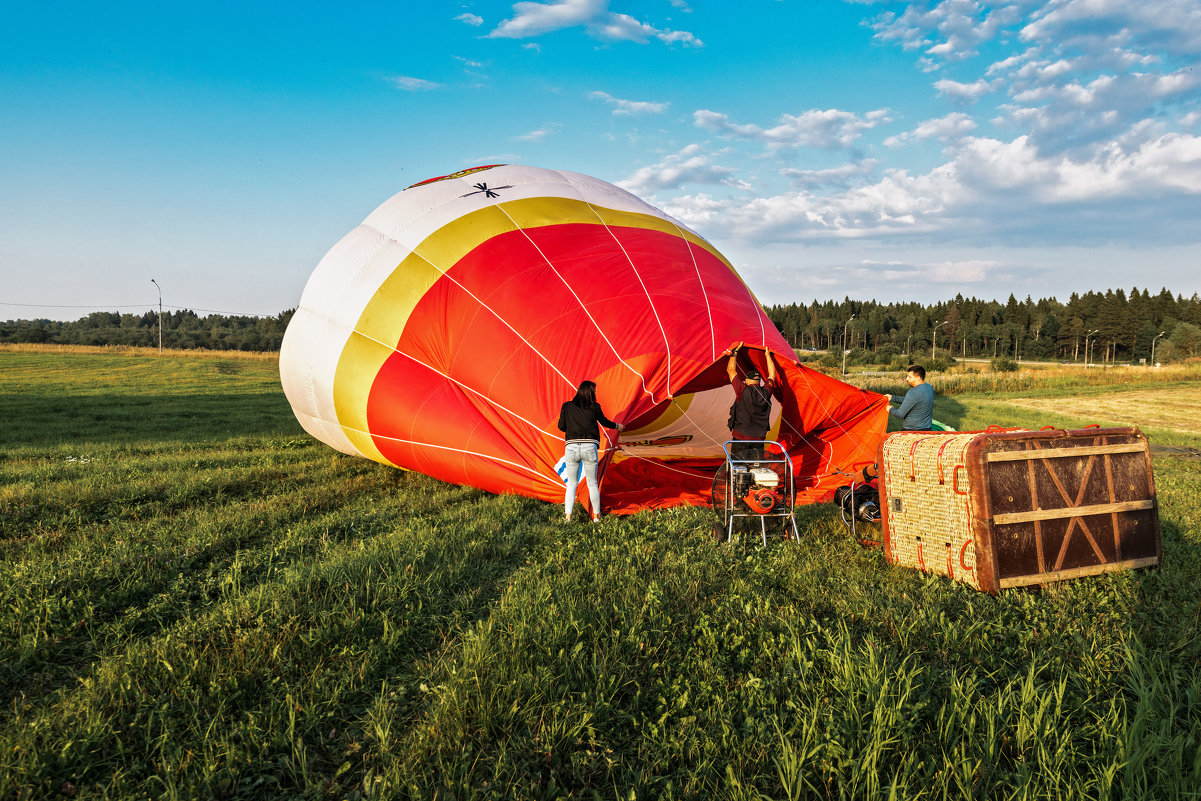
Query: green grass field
3 347 1200 800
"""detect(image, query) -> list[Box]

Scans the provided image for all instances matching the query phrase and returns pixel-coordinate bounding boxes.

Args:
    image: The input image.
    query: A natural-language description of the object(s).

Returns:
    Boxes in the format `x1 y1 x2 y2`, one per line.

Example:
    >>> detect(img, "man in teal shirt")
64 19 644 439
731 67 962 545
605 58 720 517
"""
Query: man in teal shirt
885 364 934 431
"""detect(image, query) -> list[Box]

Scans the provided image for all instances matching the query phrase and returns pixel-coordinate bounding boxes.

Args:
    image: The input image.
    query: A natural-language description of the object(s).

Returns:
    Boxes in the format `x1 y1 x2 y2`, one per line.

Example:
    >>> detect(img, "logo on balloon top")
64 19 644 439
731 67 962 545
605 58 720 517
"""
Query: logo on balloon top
459 182 514 199
406 165 506 190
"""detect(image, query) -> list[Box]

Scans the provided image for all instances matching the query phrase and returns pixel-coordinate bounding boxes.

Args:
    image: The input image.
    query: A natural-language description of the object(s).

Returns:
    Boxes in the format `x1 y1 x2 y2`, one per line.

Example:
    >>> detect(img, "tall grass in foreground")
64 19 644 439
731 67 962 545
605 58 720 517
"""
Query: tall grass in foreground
2 348 1200 799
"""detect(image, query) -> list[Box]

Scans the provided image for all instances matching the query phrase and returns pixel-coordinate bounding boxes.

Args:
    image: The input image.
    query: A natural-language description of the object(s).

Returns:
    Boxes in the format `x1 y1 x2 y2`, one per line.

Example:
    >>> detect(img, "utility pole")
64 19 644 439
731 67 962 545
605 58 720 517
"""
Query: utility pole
932 320 948 363
841 314 854 377
151 279 162 354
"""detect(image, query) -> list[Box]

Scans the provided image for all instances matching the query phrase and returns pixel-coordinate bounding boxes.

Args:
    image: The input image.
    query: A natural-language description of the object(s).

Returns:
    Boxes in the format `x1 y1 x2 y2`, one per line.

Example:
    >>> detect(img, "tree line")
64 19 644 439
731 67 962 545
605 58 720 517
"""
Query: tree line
0 309 295 352
4 286 1200 363
764 288 1201 364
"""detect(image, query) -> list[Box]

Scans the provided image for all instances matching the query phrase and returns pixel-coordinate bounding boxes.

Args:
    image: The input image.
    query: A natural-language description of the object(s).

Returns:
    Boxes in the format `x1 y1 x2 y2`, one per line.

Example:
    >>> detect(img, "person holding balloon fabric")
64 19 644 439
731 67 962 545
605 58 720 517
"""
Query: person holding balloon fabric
558 380 624 522
725 343 778 461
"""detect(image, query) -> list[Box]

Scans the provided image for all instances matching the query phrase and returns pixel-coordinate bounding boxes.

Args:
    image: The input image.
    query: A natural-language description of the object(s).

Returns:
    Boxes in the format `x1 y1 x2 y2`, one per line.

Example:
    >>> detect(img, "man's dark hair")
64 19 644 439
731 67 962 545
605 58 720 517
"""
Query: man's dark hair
907 364 926 380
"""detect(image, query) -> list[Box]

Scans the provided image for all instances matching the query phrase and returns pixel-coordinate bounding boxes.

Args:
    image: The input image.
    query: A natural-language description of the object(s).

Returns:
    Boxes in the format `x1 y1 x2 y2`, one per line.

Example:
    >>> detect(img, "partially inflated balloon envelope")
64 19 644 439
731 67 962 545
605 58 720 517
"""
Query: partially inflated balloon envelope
280 165 888 514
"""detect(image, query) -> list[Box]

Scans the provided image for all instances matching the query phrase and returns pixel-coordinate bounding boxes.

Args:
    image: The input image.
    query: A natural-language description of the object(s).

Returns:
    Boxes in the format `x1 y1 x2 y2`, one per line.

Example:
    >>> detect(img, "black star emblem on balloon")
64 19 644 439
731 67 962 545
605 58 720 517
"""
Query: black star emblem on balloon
460 182 512 199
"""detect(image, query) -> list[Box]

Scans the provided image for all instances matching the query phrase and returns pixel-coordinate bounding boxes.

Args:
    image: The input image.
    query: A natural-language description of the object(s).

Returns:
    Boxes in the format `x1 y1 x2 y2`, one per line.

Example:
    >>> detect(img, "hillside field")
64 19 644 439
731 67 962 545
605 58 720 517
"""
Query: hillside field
2 345 1200 800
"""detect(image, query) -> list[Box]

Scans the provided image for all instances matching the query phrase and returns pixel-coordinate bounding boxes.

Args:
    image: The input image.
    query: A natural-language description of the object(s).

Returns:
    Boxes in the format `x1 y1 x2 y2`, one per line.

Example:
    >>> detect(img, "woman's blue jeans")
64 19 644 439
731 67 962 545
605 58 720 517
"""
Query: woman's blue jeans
563 441 599 517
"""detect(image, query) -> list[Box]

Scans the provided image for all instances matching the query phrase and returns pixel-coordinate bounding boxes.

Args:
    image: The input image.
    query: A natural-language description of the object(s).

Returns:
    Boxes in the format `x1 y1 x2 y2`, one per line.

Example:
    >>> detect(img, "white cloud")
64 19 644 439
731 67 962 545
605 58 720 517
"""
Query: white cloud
694 108 891 150
781 160 881 190
934 77 997 102
618 146 741 194
885 112 977 147
862 2 1201 160
655 128 1201 245
589 90 668 116
1020 0 1201 55
662 165 959 241
514 123 561 142
455 12 484 26
490 0 602 37
859 258 996 283
870 0 1029 62
998 68 1201 152
386 76 443 91
489 0 702 46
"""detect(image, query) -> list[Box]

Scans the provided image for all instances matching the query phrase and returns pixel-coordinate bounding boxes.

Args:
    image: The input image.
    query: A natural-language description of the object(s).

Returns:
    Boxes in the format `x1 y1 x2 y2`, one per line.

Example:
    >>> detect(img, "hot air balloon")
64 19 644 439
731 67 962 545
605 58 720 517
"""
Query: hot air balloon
280 165 887 516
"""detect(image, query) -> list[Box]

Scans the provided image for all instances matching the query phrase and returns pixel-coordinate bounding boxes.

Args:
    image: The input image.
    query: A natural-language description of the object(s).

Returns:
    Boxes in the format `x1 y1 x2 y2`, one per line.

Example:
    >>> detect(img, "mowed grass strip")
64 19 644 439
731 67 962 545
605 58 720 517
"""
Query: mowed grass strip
1 347 1200 799
999 387 1201 437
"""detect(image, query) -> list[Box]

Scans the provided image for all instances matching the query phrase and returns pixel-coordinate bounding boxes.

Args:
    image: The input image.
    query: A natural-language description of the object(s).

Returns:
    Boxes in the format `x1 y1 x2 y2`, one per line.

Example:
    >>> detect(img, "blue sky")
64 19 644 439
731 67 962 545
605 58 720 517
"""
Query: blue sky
3 0 1200 321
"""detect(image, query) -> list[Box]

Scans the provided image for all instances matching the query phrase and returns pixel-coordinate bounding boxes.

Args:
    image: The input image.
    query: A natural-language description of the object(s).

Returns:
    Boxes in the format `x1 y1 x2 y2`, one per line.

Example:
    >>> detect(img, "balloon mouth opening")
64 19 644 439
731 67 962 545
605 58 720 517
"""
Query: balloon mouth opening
615 350 785 464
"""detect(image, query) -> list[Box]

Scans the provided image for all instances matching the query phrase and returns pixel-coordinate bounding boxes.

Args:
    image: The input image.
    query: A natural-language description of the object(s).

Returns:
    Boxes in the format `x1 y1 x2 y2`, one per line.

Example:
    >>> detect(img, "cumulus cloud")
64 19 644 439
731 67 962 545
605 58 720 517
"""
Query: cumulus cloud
869 0 1028 62
455 12 484 26
694 108 891 150
661 166 959 241
781 161 881 190
589 90 668 116
935 78 998 102
1020 0 1201 55
489 0 702 46
868 2 1201 161
514 123 561 142
885 112 978 147
387 76 443 91
858 258 996 283
656 129 1201 245
997 68 1201 153
617 145 742 194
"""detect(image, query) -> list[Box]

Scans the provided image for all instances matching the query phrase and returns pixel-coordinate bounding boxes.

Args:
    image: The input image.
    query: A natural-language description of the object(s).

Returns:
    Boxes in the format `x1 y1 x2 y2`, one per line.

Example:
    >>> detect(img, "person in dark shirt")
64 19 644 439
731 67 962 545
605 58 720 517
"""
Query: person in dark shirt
725 343 777 461
557 380 624 522
885 364 935 431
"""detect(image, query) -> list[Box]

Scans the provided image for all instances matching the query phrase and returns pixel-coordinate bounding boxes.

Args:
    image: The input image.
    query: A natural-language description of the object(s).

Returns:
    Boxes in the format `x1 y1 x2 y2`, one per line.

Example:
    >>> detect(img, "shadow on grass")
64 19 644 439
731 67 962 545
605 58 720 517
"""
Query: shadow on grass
4 474 556 798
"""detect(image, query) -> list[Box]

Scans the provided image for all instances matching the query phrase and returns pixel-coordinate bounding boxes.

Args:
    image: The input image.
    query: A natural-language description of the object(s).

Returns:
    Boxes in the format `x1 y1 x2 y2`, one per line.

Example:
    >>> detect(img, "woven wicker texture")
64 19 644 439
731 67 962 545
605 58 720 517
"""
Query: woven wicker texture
881 432 984 590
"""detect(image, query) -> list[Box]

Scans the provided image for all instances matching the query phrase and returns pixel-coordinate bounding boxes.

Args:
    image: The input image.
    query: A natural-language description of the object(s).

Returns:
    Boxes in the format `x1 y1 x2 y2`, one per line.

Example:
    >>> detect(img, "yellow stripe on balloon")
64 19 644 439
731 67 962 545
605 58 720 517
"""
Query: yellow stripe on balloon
333 331 398 465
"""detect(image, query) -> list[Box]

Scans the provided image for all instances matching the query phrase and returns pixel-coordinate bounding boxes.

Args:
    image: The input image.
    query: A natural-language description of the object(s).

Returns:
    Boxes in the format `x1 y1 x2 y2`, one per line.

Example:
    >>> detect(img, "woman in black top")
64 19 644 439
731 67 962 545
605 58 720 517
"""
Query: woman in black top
557 380 624 522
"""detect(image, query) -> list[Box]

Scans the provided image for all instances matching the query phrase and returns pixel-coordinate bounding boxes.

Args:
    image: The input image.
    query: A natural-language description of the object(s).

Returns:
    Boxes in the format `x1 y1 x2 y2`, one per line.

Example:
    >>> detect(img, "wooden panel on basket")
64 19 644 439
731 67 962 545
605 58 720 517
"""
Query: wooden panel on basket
877 427 1160 594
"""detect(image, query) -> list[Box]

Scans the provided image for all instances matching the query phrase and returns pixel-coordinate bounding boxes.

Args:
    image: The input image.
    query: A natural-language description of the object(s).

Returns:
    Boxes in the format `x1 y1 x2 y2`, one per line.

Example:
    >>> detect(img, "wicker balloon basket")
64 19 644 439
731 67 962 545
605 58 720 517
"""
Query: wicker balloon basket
877 427 1161 594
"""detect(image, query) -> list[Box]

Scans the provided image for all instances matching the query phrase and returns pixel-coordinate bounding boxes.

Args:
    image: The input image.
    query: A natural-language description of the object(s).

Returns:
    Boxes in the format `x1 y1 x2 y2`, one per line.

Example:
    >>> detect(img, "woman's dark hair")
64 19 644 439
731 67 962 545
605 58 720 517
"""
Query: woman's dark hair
572 380 597 409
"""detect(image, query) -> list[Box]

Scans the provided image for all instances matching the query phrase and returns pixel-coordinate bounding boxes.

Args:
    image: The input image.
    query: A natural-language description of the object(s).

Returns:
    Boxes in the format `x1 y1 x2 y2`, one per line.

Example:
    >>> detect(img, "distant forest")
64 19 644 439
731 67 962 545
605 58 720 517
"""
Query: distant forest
0 309 296 352
3 287 1201 363
765 288 1201 364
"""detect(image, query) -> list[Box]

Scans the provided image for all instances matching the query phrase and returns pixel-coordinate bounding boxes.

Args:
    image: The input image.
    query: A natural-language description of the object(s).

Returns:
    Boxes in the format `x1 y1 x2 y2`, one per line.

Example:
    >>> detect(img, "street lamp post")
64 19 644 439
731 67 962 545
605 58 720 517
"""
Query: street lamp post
905 333 912 357
1084 329 1099 367
1151 331 1165 366
841 314 854 376
932 320 948 363
150 279 162 355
